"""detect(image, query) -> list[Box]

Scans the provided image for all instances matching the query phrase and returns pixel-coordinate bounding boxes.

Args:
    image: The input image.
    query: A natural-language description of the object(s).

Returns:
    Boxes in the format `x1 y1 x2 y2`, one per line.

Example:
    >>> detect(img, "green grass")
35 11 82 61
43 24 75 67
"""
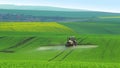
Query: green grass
0 35 120 62
0 61 120 68
0 22 120 68
60 22 120 34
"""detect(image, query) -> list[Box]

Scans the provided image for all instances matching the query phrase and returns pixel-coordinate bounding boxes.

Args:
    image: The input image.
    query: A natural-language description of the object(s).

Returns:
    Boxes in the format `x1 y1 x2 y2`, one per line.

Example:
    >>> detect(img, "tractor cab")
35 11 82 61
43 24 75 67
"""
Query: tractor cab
65 36 77 47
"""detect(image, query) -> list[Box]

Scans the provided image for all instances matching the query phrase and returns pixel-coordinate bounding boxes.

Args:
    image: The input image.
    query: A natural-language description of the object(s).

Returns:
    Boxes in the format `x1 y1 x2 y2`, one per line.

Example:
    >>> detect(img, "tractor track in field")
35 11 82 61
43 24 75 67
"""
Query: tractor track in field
103 28 114 34
48 47 74 61
0 36 6 39
48 37 89 62
101 39 111 59
48 48 66 61
0 37 36 53
19 38 39 49
109 40 116 60
59 49 74 61
77 36 88 45
0 50 14 53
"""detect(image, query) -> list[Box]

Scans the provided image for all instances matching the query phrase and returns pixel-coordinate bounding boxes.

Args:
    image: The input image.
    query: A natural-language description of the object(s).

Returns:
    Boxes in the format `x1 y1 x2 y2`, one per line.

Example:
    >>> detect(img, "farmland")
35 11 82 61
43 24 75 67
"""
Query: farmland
0 22 120 68
60 22 120 34
0 22 74 33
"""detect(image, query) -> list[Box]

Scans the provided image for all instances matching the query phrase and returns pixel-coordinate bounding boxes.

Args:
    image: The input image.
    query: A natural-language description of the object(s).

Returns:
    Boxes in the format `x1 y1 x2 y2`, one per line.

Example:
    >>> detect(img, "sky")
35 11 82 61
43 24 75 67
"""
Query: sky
0 0 120 13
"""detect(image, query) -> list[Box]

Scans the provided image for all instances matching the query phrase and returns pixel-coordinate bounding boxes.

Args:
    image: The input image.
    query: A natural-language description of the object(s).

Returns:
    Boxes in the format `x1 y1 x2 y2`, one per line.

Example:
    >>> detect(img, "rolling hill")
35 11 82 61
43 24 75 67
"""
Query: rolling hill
0 5 120 22
0 9 120 18
0 4 120 68
60 22 120 34
0 4 85 11
0 22 75 35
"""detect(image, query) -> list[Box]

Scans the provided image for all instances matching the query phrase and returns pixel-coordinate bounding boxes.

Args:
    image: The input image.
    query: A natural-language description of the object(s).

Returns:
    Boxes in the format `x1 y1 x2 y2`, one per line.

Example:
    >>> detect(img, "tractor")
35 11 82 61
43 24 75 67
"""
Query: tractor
65 36 77 47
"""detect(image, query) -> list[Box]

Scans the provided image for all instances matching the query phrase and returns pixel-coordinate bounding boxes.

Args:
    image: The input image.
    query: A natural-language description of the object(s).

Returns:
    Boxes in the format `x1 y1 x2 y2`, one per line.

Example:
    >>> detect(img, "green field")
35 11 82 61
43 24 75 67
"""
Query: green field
0 22 74 33
60 22 120 34
0 22 120 68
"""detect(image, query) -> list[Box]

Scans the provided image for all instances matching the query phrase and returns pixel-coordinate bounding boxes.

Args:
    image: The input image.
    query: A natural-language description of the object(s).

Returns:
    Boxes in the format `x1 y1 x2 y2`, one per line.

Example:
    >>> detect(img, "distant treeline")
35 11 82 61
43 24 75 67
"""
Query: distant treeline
0 13 96 22
0 13 120 23
1 9 120 22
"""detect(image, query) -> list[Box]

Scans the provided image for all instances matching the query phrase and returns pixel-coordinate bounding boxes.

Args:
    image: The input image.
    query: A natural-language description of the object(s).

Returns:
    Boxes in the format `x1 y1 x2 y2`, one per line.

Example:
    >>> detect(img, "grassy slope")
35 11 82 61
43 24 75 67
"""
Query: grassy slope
0 22 74 33
60 22 120 34
0 34 120 61
0 22 120 68
0 34 120 68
